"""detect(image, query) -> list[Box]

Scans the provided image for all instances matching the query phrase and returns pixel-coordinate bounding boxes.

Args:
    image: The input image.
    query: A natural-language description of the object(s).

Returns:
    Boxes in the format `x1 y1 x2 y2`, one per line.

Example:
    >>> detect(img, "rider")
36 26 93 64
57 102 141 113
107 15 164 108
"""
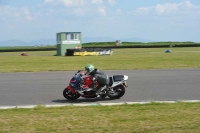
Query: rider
84 64 109 97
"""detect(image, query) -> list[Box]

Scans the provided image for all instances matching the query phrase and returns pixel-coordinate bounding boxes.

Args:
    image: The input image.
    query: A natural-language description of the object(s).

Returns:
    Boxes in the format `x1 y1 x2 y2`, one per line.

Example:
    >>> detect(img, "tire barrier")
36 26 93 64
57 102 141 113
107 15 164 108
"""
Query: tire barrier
21 52 28 56
65 48 113 56
165 49 172 53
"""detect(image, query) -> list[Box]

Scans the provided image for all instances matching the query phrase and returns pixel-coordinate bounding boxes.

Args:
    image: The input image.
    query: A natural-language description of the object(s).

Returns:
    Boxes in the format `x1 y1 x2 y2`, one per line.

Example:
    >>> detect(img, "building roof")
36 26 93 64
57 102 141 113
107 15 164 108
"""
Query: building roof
57 32 81 34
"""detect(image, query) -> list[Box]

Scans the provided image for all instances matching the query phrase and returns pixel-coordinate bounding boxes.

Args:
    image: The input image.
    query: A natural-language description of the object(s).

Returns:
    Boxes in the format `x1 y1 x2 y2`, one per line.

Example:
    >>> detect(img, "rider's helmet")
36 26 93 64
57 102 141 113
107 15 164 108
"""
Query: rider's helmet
84 64 95 75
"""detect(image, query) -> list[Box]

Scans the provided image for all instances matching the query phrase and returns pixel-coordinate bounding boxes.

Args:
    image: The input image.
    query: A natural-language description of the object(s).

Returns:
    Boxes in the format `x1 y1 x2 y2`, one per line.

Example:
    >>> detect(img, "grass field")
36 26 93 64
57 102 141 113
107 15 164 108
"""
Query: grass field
0 47 200 73
0 47 200 133
0 103 200 133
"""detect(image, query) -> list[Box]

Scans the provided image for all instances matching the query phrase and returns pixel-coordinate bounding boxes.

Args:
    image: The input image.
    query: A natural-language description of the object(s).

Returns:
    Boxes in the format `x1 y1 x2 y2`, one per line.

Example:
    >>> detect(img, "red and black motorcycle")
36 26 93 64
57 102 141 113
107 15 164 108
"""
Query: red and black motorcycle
63 71 128 100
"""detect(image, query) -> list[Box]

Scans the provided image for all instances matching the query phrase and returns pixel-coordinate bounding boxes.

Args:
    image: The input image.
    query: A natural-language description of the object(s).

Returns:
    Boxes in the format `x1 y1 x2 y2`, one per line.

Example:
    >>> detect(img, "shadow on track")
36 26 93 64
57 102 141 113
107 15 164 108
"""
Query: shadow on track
52 97 117 104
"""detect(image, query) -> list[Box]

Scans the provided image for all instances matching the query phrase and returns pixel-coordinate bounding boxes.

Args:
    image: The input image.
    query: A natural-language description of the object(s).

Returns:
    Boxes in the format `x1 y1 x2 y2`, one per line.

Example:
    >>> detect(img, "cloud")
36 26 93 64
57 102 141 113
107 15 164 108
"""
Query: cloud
72 8 85 16
44 0 54 3
108 0 115 6
183 0 193 7
98 7 106 16
91 0 103 5
24 8 33 21
155 3 178 15
0 6 33 21
44 0 116 7
91 0 115 6
116 9 122 15
61 0 84 6
43 0 117 17
45 0 85 6
130 1 200 15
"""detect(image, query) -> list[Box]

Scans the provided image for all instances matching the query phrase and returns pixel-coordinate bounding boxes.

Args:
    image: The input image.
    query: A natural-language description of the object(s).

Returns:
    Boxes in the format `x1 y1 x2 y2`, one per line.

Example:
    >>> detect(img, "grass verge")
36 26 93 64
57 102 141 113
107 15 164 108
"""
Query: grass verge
0 102 200 133
0 47 200 73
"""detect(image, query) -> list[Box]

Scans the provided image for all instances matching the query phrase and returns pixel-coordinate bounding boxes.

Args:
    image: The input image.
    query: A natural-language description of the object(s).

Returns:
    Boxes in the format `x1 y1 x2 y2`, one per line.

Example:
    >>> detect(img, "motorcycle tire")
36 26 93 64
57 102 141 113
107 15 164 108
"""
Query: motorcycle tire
63 88 80 100
108 85 125 99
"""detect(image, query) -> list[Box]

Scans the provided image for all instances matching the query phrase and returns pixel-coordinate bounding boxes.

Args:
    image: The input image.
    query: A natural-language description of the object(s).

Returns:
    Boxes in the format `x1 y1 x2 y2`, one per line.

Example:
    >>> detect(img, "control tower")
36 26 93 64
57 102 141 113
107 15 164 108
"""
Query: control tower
56 32 82 56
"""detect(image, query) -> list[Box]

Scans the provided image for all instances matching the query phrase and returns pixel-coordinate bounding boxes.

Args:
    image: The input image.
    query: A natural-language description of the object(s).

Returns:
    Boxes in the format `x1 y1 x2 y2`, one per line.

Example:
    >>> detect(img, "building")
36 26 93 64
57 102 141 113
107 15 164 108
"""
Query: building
56 32 82 56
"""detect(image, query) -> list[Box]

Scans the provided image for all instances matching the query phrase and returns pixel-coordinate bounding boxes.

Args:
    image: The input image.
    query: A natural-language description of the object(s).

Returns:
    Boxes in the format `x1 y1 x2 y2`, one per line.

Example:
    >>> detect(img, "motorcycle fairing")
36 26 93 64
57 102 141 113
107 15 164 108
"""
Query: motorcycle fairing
83 75 93 86
109 75 128 87
66 86 76 94
113 75 124 82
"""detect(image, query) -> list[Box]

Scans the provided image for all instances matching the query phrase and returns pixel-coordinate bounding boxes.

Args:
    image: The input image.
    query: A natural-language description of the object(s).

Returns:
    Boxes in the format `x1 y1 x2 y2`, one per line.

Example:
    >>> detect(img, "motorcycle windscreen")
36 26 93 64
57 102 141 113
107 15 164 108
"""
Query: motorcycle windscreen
70 74 81 88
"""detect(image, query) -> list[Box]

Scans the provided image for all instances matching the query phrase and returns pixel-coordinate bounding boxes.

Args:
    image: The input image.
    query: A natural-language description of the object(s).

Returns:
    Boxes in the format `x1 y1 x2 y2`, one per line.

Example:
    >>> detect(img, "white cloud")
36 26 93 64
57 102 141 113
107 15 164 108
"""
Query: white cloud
131 1 200 15
44 0 54 3
155 3 178 15
61 0 85 6
15 13 20 17
116 9 121 15
183 0 193 7
91 0 103 5
23 8 33 21
91 0 115 6
0 6 10 16
44 0 116 17
98 7 106 16
131 7 150 15
0 6 33 21
45 0 85 6
108 0 115 6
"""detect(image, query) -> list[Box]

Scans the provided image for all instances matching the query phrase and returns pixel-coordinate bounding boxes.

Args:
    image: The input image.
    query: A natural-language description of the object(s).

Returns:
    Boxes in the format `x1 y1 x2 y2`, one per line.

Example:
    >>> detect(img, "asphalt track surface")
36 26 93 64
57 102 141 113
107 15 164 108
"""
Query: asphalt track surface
0 69 200 106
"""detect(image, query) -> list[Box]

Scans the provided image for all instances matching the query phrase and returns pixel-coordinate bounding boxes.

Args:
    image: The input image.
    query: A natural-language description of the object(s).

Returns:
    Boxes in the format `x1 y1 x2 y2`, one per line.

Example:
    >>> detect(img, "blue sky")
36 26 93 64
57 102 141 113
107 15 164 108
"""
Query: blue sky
0 0 200 42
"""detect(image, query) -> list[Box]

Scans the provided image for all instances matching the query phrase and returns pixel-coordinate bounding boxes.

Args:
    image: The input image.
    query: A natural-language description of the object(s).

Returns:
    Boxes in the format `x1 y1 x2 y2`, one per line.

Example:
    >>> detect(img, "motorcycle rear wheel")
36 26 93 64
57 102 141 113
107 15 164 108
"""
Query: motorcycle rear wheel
108 85 125 99
63 88 80 100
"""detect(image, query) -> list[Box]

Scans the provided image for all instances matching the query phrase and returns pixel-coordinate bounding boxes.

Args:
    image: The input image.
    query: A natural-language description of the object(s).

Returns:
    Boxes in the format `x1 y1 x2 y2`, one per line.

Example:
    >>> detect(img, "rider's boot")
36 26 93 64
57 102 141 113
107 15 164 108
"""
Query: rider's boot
77 90 84 95
96 85 107 98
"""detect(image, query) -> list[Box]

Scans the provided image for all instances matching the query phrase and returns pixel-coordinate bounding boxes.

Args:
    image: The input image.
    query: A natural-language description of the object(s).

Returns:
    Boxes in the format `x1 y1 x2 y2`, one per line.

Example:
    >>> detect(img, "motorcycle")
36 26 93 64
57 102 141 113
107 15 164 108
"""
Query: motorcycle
63 71 128 100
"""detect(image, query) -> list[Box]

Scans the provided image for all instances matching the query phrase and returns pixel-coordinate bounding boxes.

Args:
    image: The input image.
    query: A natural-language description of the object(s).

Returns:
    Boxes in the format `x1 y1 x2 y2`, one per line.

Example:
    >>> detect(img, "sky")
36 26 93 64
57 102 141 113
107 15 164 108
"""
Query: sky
0 0 200 42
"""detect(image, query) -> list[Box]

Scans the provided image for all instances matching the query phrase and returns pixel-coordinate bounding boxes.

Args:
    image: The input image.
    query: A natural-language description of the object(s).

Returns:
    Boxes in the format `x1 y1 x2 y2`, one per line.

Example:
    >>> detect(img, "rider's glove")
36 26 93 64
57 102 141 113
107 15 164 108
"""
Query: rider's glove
92 77 96 81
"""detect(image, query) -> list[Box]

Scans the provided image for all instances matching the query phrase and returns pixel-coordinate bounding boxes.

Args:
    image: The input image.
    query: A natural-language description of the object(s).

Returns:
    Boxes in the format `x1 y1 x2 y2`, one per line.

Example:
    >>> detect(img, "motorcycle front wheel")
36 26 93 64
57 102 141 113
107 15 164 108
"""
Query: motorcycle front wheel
63 88 80 100
108 85 125 99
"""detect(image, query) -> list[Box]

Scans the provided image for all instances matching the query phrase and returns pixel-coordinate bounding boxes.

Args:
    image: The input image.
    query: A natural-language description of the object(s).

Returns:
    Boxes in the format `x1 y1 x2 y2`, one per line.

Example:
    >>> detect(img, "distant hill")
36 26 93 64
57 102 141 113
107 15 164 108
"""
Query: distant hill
82 37 153 43
0 39 29 46
0 39 56 47
0 37 153 46
82 37 117 43
29 39 56 46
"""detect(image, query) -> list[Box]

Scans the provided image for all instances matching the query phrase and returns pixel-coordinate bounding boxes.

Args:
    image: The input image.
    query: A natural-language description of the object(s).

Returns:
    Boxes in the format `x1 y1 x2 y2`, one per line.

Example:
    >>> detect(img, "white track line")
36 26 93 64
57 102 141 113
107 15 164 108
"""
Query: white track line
0 100 199 110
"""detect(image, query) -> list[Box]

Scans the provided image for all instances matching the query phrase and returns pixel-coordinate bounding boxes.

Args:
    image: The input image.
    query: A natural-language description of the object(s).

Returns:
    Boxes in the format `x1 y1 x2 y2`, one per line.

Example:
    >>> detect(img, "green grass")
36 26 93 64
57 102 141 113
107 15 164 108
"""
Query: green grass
1 47 200 133
82 41 197 47
0 103 200 133
0 47 200 73
0 45 56 50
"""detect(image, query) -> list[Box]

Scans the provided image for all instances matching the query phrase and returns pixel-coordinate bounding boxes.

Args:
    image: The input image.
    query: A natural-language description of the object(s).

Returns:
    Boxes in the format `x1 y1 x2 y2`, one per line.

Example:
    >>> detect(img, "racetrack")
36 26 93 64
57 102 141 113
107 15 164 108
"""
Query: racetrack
0 69 200 106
